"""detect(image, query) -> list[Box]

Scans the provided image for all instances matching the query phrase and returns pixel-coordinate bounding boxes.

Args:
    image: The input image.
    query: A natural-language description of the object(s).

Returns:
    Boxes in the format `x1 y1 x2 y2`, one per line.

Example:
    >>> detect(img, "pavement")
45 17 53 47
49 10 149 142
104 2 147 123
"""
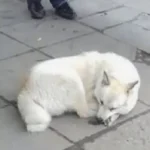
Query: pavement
0 0 150 150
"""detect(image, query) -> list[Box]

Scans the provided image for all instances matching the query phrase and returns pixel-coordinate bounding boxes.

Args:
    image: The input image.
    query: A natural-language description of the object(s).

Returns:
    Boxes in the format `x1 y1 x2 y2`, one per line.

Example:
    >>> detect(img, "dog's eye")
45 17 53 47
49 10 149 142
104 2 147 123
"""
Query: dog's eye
109 107 115 111
100 100 104 105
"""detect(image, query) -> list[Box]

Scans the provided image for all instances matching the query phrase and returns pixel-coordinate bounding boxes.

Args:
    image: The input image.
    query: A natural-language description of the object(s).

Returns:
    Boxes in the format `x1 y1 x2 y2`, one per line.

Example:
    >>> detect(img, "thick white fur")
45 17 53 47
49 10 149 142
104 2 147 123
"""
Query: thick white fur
17 51 140 132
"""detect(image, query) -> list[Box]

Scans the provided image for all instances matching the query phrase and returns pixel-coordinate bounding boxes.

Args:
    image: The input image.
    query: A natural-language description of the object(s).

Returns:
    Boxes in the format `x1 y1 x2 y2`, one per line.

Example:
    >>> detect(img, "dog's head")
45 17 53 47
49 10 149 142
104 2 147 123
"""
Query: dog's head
94 71 138 121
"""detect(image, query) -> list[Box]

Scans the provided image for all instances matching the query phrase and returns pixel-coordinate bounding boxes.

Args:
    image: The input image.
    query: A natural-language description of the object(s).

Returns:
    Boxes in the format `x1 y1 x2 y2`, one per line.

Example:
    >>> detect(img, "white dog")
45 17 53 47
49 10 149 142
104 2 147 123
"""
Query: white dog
17 51 140 132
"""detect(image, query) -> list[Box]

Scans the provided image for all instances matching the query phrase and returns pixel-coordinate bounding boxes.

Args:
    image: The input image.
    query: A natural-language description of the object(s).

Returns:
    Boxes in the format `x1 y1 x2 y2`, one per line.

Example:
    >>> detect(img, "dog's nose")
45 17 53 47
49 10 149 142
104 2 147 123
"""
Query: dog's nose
88 117 104 125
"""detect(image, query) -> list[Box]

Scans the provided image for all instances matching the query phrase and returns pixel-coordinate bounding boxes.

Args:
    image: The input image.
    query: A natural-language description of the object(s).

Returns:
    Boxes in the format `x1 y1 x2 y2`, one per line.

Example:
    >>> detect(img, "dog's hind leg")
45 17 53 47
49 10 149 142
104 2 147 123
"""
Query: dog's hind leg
26 110 51 133
18 99 51 132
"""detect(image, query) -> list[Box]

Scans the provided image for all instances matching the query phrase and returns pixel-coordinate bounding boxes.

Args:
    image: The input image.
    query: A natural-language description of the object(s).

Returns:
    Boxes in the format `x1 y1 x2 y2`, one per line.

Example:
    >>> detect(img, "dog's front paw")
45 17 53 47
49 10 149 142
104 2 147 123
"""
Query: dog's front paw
103 117 113 127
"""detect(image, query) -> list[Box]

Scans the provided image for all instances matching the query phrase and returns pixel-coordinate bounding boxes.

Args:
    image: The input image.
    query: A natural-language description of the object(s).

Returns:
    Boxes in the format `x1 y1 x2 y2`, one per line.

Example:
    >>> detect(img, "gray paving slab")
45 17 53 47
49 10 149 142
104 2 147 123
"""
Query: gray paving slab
0 19 94 48
69 0 120 18
0 106 72 150
112 0 130 3
79 6 141 31
104 23 150 53
51 113 105 142
0 33 30 60
51 102 148 142
124 0 150 14
133 13 150 30
0 0 30 28
83 104 150 150
0 51 49 101
41 32 137 60
134 62 150 106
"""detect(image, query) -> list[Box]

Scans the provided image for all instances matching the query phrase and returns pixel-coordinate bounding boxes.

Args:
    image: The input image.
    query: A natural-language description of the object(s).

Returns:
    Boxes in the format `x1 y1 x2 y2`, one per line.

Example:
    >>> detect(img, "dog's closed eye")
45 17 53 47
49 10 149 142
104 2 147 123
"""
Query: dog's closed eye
100 100 104 105
109 107 116 111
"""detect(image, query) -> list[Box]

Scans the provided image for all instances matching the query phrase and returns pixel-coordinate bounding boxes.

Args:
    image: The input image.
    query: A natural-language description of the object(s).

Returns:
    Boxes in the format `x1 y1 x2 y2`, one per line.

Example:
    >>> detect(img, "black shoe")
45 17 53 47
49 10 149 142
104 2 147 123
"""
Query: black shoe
56 2 77 20
28 2 46 19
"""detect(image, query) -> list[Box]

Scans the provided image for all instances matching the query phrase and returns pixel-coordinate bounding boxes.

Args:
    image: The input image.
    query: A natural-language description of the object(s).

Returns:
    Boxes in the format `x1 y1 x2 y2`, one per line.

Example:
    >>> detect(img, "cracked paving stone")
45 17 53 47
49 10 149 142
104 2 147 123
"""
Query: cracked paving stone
79 6 141 31
0 106 72 150
50 102 147 142
0 33 30 60
41 32 136 60
134 62 150 106
104 23 150 54
0 18 93 48
69 0 120 18
0 51 49 101
83 105 150 150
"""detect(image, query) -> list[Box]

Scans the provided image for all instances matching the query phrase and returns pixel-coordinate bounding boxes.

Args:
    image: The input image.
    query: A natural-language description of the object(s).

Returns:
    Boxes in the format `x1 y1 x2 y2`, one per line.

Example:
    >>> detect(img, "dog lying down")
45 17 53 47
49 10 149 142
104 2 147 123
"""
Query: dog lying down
17 51 140 132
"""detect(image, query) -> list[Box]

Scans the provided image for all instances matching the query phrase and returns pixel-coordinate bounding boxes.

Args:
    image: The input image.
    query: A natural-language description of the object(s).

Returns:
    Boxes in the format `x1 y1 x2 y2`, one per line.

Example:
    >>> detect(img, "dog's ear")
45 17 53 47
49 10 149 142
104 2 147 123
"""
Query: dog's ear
126 80 138 93
102 71 110 86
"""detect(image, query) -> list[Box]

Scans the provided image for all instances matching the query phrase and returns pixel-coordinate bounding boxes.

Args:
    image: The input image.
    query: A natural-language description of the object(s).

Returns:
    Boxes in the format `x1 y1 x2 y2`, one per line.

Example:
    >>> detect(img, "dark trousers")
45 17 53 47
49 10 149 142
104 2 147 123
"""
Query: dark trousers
27 0 66 9
50 0 66 8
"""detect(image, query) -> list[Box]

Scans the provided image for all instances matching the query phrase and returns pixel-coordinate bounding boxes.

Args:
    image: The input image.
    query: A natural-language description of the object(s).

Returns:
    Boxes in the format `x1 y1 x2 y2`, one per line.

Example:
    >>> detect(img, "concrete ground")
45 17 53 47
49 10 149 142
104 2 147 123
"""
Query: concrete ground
0 0 150 149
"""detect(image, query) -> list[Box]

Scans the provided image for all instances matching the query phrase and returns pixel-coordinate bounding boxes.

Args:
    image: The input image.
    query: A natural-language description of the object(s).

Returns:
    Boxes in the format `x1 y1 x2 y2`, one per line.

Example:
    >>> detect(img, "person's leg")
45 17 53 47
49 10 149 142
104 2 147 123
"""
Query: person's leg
27 0 46 19
50 0 77 20
50 0 66 8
